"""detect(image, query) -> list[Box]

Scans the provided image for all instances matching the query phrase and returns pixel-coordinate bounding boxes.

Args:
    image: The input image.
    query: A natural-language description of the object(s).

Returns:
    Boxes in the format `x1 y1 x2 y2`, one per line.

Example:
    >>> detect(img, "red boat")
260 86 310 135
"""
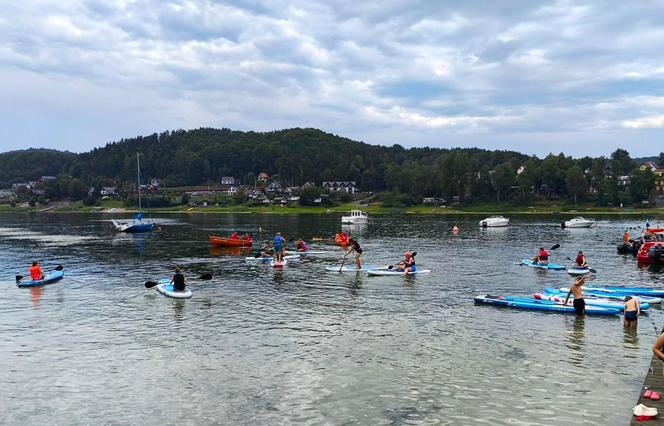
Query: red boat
208 235 253 247
637 241 664 264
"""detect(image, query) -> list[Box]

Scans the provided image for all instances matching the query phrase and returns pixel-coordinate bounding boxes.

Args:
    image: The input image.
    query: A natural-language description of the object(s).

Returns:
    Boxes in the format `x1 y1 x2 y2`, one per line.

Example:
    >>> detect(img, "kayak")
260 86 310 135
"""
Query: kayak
245 254 299 263
521 259 565 270
208 235 252 247
474 295 620 316
367 269 431 276
325 265 389 272
156 279 192 299
16 270 64 288
270 259 287 268
543 287 662 304
285 250 326 256
532 293 649 311
567 268 592 275
559 285 664 297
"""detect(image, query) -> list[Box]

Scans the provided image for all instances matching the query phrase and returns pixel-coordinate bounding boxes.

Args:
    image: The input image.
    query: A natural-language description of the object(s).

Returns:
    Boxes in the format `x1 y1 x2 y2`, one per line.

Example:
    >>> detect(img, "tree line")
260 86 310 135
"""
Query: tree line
0 128 662 206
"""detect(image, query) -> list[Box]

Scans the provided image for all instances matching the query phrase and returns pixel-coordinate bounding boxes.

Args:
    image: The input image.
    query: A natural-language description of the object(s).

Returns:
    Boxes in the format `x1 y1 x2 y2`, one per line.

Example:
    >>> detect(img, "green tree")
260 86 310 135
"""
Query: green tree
299 186 322 206
629 168 656 202
493 162 515 201
610 149 633 177
565 166 586 205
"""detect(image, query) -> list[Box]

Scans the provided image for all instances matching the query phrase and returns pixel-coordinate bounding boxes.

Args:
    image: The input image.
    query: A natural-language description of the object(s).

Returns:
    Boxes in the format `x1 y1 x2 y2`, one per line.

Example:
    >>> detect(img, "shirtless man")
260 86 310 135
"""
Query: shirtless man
563 276 587 316
623 296 640 328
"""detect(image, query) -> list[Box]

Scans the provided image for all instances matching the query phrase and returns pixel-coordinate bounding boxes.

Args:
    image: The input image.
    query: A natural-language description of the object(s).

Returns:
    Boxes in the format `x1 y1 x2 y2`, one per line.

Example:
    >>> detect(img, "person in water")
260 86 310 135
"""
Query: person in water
296 239 309 252
29 261 44 281
574 251 588 268
345 238 363 269
532 247 549 265
623 296 640 328
273 232 286 262
563 276 586 315
170 267 187 292
230 232 239 240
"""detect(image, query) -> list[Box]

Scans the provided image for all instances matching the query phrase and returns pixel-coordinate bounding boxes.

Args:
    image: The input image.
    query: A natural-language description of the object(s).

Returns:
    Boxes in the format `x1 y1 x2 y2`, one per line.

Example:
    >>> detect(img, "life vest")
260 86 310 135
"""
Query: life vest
29 265 42 280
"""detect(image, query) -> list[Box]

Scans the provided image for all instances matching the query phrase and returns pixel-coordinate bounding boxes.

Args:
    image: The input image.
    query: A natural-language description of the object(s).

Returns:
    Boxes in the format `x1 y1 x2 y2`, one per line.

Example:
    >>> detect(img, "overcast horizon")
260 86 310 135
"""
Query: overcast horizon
1 1 664 157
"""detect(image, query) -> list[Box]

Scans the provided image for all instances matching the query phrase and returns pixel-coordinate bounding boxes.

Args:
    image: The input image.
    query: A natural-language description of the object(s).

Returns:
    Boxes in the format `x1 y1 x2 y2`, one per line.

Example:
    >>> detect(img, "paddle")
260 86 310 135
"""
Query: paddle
566 257 597 273
388 252 418 270
16 264 64 282
518 244 560 265
145 273 212 288
338 250 350 272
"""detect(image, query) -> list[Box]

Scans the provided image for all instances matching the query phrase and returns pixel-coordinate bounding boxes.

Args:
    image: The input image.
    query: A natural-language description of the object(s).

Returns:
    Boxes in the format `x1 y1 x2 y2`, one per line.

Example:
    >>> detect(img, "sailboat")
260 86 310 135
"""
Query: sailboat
111 153 156 233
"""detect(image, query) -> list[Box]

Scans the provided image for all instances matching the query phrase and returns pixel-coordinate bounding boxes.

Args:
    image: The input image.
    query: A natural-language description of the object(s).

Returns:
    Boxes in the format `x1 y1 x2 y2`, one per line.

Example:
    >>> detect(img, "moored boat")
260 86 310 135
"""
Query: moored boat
561 217 596 228
341 210 368 224
208 235 253 247
479 216 509 227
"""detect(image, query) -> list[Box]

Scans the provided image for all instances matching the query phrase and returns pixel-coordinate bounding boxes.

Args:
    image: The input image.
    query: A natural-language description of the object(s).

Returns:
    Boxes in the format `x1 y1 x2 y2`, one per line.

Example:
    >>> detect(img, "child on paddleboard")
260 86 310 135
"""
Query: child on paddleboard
345 238 363 269
170 267 187 292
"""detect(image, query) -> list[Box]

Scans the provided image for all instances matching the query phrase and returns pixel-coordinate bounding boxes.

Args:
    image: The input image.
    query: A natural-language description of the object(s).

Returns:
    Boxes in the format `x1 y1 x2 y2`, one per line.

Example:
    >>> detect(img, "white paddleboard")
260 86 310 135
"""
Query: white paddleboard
156 280 192 299
367 269 431 276
325 265 389 272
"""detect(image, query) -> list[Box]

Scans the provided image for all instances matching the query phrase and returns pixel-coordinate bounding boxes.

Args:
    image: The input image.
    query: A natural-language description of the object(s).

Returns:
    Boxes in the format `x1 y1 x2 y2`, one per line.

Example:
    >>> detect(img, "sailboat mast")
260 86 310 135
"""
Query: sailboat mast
137 152 141 211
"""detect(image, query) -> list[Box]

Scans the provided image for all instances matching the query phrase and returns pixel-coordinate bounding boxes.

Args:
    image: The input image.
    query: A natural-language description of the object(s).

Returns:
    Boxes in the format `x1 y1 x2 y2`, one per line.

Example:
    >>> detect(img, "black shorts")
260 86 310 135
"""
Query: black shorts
624 310 638 321
573 298 585 315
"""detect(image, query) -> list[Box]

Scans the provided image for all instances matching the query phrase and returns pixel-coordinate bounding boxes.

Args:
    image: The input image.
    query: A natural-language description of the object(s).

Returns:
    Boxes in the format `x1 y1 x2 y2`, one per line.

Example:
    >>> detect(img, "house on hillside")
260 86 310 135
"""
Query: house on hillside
257 172 270 182
101 187 118 197
322 181 357 194
266 182 283 193
40 176 56 182
221 176 240 186
641 162 664 194
226 186 238 196
617 176 630 186
12 183 30 191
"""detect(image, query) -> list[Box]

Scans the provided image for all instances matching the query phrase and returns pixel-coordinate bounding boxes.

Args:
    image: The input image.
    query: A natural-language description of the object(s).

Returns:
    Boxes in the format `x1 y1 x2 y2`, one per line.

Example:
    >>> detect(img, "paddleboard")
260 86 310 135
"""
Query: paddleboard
474 295 620 316
559 286 664 297
246 254 299 263
367 269 431 276
16 270 64 288
285 250 326 256
520 259 565 270
531 293 649 311
270 259 287 268
567 268 591 275
543 287 662 304
324 265 389 272
156 279 192 299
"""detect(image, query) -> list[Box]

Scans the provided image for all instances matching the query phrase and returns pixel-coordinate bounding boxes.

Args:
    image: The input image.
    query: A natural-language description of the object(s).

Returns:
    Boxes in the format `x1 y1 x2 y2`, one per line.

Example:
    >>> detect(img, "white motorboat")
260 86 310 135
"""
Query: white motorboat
479 216 510 227
562 217 596 228
341 210 368 224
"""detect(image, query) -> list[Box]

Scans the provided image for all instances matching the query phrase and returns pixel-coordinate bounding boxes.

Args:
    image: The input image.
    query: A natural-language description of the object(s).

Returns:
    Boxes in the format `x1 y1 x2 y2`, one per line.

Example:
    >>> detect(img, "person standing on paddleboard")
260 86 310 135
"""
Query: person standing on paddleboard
563 276 586 316
273 232 286 262
170 267 187 292
345 238 363 270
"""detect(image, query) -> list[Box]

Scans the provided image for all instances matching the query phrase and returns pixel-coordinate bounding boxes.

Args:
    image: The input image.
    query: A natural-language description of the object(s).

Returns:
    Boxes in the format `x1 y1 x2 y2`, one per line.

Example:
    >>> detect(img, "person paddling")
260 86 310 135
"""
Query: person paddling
345 238 363 270
574 250 588 268
563 276 586 316
170 267 187 292
532 247 549 265
296 239 309 252
623 296 640 328
392 251 416 274
273 232 286 262
29 261 44 281
230 232 239 240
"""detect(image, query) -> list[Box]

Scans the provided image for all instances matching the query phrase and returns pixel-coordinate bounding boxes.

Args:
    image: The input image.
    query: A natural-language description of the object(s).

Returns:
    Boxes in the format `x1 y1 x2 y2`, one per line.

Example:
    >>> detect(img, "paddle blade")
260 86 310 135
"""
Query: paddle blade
550 244 560 251
589 268 597 273
145 281 159 288
412 252 418 257
54 264 64 271
15 275 23 282
198 273 212 280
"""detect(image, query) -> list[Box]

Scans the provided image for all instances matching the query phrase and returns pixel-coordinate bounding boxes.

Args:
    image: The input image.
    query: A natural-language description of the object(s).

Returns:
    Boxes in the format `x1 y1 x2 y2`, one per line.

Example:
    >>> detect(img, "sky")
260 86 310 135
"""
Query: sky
1 0 663 157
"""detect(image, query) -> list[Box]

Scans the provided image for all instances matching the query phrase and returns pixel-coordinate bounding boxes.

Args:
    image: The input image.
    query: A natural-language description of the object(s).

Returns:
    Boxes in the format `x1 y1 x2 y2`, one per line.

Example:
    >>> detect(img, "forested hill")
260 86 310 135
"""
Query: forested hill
0 127 529 189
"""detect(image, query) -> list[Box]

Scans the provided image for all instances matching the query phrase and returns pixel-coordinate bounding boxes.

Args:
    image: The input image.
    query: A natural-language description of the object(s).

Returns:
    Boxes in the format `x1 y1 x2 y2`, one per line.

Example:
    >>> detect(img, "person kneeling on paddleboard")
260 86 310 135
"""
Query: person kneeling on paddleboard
170 268 187 292
532 247 549 265
345 238 363 270
296 239 309 252
574 251 588 268
29 261 44 281
563 276 586 316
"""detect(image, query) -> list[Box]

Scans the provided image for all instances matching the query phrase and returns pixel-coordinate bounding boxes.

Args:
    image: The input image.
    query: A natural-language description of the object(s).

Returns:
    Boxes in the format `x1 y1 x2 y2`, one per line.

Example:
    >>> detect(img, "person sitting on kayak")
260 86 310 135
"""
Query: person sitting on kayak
242 233 252 241
623 296 640 328
273 232 286 262
170 267 187 292
345 238 363 269
563 276 586 316
230 232 239 240
29 261 44 281
296 239 309 252
574 251 588 268
532 247 549 265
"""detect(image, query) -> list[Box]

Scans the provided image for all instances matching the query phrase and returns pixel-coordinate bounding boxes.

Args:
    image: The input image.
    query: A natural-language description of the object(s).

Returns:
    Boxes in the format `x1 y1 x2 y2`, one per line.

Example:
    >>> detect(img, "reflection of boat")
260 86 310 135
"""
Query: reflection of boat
112 153 156 233
341 210 368 224
479 216 509 227
208 236 253 247
210 246 252 257
561 217 596 228
342 221 367 235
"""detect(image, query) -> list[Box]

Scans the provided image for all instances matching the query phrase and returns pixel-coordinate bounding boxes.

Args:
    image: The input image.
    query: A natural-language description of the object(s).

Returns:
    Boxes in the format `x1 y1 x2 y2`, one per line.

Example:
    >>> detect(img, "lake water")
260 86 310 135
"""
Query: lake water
1 212 663 425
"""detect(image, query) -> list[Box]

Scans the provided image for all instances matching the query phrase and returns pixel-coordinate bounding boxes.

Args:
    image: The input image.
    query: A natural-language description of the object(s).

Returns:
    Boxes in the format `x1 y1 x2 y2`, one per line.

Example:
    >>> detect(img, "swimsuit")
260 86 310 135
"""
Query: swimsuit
624 310 638 321
573 298 585 315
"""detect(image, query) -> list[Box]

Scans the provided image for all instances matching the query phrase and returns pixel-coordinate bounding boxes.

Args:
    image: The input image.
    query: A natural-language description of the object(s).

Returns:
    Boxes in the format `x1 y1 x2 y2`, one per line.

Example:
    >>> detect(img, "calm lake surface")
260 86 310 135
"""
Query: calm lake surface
1 212 664 425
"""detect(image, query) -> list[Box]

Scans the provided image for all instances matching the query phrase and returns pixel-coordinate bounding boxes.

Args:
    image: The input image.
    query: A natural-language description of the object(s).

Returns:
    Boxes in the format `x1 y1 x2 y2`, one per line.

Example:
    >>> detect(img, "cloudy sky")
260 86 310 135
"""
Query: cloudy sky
1 0 663 157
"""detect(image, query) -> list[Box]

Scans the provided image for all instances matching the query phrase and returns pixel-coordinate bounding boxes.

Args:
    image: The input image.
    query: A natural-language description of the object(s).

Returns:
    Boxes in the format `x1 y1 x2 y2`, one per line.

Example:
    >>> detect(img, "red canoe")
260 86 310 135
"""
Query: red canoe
208 236 253 247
